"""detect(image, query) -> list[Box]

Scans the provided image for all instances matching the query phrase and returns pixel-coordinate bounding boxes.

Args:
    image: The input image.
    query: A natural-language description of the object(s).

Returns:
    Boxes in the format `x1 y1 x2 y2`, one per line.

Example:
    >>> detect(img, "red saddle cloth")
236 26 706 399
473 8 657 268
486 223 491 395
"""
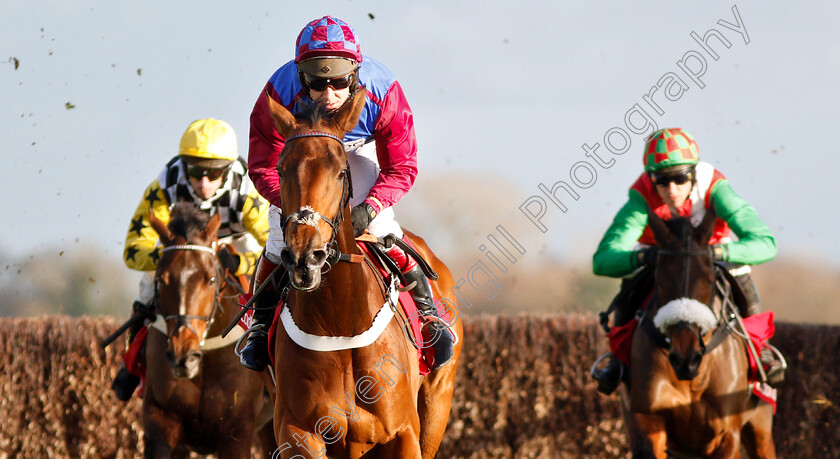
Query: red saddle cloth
237 241 449 376
121 326 149 398
606 305 777 411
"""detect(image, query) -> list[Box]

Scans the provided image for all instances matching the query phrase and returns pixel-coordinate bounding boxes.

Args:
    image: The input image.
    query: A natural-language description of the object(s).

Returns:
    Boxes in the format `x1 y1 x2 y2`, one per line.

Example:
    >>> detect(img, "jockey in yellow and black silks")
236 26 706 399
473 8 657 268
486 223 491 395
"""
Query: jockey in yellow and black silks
112 118 269 401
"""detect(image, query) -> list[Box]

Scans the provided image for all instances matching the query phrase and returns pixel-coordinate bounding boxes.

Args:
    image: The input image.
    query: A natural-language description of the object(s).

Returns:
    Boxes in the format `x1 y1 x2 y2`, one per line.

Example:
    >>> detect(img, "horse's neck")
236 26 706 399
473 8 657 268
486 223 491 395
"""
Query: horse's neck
290 231 380 337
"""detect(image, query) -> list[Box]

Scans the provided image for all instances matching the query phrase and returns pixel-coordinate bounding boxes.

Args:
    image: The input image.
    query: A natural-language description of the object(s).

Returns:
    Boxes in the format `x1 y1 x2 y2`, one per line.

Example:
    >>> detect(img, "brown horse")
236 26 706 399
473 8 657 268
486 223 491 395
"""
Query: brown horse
143 203 275 458
621 205 776 458
262 89 463 458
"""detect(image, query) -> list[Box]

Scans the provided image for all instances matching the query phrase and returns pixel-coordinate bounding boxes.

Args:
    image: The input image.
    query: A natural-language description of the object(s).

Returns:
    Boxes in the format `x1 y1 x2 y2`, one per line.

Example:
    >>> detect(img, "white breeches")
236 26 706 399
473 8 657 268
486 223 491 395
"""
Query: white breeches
264 140 403 264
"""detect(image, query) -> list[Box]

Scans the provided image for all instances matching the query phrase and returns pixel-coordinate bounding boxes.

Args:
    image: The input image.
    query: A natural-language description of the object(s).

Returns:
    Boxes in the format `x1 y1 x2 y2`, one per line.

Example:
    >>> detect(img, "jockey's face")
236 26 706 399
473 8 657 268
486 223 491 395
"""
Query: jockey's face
652 166 694 208
309 85 351 111
189 174 224 200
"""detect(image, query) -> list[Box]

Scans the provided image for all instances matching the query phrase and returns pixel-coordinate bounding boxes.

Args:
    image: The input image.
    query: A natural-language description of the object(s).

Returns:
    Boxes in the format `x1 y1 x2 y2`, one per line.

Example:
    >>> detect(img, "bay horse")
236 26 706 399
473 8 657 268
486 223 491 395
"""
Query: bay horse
621 204 776 458
144 202 274 458
262 89 463 458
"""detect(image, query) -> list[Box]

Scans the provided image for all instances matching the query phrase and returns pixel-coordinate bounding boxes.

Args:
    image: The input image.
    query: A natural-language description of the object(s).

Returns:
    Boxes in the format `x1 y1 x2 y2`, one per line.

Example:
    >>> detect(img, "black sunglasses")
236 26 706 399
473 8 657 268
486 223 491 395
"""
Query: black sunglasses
186 164 229 181
305 73 354 91
652 171 693 186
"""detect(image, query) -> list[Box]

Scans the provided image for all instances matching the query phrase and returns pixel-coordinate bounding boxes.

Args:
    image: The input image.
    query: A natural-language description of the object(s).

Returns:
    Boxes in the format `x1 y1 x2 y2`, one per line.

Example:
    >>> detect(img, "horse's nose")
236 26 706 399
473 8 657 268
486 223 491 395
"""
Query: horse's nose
307 249 328 268
183 350 202 369
280 248 296 272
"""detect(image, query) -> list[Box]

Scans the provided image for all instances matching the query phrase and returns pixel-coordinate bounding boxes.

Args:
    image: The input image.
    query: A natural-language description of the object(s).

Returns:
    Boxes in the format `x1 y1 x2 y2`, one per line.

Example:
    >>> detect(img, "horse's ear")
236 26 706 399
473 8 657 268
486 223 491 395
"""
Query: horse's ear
265 91 297 138
695 199 718 246
200 213 222 243
332 87 367 133
647 205 672 245
149 210 173 245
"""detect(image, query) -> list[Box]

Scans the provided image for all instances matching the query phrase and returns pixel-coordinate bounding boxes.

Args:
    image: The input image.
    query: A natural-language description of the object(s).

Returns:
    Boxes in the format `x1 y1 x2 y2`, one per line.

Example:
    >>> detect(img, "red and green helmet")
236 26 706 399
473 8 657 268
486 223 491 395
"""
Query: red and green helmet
643 128 700 173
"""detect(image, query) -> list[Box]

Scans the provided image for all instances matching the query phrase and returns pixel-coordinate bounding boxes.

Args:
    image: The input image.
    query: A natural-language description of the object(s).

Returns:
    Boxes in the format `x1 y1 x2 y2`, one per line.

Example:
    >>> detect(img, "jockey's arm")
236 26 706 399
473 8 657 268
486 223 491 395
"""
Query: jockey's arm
593 190 648 278
368 81 418 213
124 181 170 272
238 190 270 276
248 83 287 208
710 180 777 265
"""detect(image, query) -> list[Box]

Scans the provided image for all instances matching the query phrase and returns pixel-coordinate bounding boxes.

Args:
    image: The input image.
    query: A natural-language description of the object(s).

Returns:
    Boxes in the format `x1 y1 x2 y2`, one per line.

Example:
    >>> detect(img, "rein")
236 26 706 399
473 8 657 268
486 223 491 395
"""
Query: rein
652 242 732 356
281 131 362 275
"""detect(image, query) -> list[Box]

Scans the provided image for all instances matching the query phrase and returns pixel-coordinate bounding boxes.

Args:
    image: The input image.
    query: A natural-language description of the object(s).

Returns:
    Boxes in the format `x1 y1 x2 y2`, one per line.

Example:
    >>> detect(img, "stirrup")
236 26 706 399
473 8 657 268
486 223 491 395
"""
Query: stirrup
762 343 787 385
236 324 270 371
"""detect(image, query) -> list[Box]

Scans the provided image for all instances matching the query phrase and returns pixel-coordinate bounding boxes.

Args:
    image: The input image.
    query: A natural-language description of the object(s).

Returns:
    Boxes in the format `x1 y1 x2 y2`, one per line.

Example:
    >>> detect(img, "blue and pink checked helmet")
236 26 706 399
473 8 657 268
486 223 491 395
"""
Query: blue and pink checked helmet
295 16 362 64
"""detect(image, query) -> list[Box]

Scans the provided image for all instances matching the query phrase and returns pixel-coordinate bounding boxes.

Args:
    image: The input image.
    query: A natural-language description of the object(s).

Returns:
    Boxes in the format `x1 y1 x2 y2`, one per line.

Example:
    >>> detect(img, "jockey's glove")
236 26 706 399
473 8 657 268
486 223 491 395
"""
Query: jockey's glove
218 246 241 273
711 244 727 261
351 202 377 237
637 246 659 267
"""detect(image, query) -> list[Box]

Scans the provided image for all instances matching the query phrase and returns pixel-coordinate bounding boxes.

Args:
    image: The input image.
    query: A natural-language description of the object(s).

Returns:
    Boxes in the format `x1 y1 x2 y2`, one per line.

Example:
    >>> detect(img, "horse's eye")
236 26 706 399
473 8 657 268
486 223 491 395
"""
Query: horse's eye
338 170 347 179
209 276 217 285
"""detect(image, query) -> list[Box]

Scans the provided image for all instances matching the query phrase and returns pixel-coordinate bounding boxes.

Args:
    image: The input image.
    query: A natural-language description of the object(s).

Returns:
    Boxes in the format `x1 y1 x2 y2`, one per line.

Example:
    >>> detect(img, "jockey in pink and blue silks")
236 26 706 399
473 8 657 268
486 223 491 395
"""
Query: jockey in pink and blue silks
589 128 785 395
240 15 454 372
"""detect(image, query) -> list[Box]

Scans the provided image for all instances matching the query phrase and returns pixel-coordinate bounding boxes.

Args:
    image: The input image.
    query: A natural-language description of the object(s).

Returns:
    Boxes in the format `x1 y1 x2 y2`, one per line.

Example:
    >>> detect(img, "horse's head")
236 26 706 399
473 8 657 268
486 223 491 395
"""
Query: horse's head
648 204 718 380
149 203 222 379
265 89 366 291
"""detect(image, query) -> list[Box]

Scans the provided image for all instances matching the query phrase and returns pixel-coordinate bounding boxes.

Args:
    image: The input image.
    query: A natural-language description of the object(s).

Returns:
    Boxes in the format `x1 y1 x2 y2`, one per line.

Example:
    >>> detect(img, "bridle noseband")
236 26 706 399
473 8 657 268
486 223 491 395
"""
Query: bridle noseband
156 243 225 344
280 131 353 268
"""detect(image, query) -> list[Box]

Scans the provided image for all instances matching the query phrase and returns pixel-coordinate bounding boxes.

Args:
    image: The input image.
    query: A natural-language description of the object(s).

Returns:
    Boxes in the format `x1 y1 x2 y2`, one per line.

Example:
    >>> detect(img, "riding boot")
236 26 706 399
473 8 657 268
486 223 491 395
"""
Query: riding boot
239 255 283 371
591 270 652 395
402 265 455 369
734 272 785 385
111 300 153 401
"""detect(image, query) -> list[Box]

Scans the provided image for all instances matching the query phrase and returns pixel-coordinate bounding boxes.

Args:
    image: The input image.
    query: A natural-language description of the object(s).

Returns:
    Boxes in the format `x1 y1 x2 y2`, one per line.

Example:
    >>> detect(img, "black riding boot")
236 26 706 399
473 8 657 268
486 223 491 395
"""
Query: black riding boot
111 300 153 402
239 293 277 371
404 265 454 369
734 272 785 385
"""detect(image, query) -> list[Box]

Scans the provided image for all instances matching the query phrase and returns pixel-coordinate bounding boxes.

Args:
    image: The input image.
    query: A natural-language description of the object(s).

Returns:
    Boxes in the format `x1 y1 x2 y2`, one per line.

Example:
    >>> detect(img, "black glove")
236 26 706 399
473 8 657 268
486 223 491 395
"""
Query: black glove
218 246 240 273
638 246 659 267
351 203 376 237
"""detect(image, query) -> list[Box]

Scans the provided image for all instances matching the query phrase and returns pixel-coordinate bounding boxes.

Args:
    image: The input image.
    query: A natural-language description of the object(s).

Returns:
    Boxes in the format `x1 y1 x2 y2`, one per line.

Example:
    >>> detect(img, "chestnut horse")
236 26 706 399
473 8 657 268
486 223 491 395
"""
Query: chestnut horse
144 203 274 458
621 205 776 458
262 89 463 458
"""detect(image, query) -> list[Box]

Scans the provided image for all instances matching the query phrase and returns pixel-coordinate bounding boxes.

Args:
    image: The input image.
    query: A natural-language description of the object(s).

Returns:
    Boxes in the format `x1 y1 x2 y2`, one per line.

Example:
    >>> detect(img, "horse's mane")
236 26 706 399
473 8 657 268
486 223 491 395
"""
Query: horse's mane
167 201 211 241
295 99 330 127
663 215 694 241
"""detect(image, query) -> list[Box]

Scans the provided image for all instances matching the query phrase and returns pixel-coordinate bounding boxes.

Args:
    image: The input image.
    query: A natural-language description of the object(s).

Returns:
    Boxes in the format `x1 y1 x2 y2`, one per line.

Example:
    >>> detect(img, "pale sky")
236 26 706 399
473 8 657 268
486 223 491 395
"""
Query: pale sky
2 1 839 276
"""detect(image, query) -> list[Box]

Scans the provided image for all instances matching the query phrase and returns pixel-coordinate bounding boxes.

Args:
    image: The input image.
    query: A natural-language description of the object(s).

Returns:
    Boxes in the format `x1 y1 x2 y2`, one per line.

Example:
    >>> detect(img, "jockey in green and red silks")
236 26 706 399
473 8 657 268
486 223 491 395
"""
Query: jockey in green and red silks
590 127 783 395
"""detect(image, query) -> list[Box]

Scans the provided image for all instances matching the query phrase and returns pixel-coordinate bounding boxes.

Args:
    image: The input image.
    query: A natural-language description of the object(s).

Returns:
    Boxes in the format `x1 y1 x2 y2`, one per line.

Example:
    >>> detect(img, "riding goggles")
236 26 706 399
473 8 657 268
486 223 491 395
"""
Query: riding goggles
651 170 693 186
186 164 229 181
304 73 354 91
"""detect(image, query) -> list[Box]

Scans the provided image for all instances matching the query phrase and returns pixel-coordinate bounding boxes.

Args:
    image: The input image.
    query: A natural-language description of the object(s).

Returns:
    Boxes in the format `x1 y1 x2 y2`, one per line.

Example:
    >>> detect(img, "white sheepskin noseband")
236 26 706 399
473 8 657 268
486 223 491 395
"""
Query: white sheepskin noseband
653 298 718 335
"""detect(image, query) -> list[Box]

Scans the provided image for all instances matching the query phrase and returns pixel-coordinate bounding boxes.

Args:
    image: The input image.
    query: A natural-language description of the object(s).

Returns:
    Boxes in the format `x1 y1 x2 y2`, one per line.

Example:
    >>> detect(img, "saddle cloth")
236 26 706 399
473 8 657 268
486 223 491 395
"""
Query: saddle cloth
237 241 450 376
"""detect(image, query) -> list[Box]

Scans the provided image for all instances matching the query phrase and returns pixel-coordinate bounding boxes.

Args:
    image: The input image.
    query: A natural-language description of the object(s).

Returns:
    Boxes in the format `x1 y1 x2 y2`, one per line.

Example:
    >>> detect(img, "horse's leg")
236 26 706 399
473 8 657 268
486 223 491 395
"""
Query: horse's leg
215 418 259 459
142 400 183 458
631 413 668 459
376 429 422 459
255 420 278 459
710 430 741 459
417 363 457 459
276 423 327 459
743 404 776 459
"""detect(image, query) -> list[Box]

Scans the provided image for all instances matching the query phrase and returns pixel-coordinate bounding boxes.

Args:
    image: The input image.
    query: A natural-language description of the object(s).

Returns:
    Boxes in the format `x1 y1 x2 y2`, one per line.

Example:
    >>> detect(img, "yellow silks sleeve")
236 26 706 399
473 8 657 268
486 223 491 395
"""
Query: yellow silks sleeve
123 181 171 271
236 190 270 276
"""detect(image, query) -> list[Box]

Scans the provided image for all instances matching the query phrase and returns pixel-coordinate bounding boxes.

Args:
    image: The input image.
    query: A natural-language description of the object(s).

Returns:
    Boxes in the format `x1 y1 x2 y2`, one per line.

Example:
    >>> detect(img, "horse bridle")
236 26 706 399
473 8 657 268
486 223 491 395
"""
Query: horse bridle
280 131 353 268
155 243 232 344
656 238 721 355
